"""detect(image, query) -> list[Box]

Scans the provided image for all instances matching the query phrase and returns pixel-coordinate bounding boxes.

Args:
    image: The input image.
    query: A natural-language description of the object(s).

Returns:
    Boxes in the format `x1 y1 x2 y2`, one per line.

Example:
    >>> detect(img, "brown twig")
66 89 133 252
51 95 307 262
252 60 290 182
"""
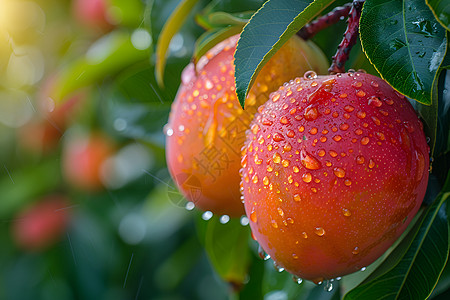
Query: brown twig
328 0 365 74
297 3 352 40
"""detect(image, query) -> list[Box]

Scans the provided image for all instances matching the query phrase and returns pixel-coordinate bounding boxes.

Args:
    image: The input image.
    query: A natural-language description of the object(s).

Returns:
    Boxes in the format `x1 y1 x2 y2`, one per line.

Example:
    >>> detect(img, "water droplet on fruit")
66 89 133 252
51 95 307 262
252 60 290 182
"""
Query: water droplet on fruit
333 167 345 178
356 90 366 97
333 135 342 142
274 261 285 272
263 176 270 186
293 276 303 284
361 267 367 272
361 137 370 145
280 116 289 125
293 166 300 173
304 105 319 121
250 210 257 223
343 208 351 217
202 211 213 220
186 202 195 211
369 159 376 169
271 219 279 228
273 153 281 164
314 227 325 236
272 93 281 102
324 280 333 292
164 124 174 137
220 215 230 224
368 96 383 107
277 208 284 217
273 132 284 142
340 123 349 131
301 150 321 170
352 247 360 255
294 194 301 202
282 159 290 167
302 232 308 239
303 70 318 79
258 244 270 260
302 173 312 183
240 216 249 226
344 179 352 186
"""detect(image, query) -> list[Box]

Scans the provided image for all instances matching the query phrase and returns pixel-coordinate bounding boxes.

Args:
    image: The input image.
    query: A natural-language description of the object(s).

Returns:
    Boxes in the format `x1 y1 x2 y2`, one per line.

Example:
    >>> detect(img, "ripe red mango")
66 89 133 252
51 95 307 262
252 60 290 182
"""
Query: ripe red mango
242 72 429 281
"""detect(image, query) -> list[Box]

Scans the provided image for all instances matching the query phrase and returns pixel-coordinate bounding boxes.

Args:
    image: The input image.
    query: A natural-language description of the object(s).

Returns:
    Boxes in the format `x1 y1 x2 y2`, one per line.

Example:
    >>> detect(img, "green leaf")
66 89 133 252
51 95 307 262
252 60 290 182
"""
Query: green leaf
208 11 253 26
203 217 251 286
193 25 243 63
0 159 62 218
234 0 335 108
426 0 450 31
360 0 448 105
155 0 199 87
51 30 151 102
344 190 450 300
102 65 177 145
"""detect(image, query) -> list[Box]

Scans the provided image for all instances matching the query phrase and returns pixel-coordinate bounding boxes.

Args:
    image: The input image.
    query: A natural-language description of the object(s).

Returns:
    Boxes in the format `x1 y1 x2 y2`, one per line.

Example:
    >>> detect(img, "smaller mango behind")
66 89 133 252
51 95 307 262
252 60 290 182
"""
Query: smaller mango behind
166 34 329 217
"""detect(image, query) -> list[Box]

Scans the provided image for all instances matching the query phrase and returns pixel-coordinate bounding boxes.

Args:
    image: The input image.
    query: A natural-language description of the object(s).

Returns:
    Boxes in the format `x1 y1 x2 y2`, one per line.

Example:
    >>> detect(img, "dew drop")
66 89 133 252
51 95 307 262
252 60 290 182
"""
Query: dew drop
368 96 383 107
344 105 355 112
300 150 321 170
294 194 301 202
302 232 308 239
220 215 230 224
284 143 292 152
273 153 281 164
340 123 349 131
280 116 289 125
304 70 318 79
329 150 338 157
277 208 284 217
271 219 279 229
361 267 367 272
185 202 195 211
344 179 352 186
314 227 325 236
361 137 370 145
356 90 366 97
262 118 273 126
164 124 174 137
304 105 319 121
357 111 366 119
258 244 270 260
369 159 376 168
343 208 351 217
252 175 259 184
352 247 360 255
293 166 300 173
240 216 249 226
272 93 281 102
371 81 379 88
274 262 285 272
333 167 345 178
263 176 270 186
318 149 326 157
273 133 284 142
302 173 312 183
293 276 303 284
333 135 342 142
202 211 213 221
324 280 333 292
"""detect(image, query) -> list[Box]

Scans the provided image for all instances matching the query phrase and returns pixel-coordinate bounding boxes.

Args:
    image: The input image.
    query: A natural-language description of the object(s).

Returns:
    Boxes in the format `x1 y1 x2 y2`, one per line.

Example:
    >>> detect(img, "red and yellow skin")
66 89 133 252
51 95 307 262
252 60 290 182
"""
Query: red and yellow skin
242 72 429 281
166 34 329 217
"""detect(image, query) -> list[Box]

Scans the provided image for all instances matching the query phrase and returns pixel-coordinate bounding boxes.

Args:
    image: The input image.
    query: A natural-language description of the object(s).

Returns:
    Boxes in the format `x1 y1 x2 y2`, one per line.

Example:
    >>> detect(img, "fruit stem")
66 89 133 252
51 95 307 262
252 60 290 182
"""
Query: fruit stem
297 3 352 40
328 0 365 74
